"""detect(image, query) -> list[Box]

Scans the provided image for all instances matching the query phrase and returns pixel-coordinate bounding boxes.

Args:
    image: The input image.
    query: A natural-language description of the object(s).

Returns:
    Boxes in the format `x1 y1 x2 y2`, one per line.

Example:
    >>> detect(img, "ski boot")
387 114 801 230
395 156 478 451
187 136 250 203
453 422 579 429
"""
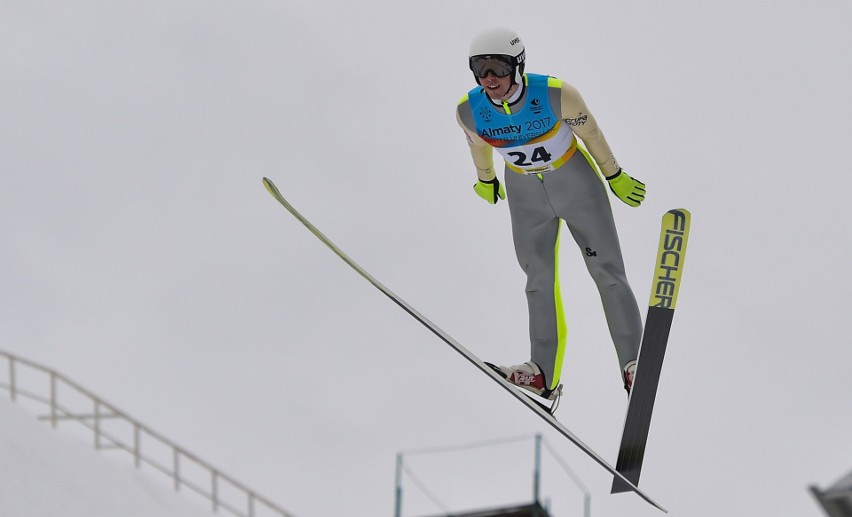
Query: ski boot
623 360 637 395
485 361 563 413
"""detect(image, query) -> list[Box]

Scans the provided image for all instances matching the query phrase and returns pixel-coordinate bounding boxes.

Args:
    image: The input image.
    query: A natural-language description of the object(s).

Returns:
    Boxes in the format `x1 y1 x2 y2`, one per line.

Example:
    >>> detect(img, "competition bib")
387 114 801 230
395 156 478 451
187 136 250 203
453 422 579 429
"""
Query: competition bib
495 123 576 174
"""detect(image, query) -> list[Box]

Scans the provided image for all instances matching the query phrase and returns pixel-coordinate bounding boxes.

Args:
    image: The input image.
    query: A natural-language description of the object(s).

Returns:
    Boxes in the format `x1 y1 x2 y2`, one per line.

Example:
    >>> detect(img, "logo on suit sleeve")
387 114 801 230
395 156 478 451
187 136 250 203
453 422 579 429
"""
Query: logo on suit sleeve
565 113 588 126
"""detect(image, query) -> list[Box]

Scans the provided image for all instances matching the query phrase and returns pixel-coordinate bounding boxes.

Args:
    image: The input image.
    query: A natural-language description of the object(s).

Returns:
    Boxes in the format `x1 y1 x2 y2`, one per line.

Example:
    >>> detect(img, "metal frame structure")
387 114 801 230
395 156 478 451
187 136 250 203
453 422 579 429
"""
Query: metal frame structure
0 349 294 517
810 473 852 517
394 434 591 517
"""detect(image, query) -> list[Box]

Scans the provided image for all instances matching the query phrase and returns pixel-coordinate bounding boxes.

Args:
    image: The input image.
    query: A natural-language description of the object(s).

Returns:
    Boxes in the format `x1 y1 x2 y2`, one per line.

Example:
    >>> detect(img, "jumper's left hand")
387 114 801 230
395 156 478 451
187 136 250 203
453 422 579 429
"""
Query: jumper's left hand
473 177 506 204
606 169 645 207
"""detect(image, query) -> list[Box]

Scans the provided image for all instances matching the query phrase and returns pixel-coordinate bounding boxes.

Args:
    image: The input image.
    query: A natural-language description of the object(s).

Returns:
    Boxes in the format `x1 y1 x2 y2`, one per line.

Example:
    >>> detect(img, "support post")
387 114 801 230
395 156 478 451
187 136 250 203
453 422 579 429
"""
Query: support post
173 449 181 491
49 372 57 428
8 357 16 401
533 434 542 504
212 471 219 512
95 400 104 449
133 424 141 468
394 452 404 517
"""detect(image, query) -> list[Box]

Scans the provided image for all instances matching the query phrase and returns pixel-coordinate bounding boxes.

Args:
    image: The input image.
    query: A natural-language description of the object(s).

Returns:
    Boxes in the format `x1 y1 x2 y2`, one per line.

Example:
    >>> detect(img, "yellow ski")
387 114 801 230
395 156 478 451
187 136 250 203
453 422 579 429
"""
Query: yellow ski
612 209 691 493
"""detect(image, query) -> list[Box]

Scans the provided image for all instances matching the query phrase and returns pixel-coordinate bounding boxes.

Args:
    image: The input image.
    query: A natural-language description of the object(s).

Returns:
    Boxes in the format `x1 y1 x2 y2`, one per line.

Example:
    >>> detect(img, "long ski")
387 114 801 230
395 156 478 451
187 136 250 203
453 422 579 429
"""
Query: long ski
612 209 691 494
262 177 667 513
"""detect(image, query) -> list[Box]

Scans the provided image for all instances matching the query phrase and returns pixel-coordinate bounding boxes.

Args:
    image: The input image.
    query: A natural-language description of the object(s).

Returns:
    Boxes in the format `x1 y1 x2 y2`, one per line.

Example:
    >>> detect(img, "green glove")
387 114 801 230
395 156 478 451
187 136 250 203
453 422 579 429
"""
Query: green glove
473 178 506 204
606 169 646 207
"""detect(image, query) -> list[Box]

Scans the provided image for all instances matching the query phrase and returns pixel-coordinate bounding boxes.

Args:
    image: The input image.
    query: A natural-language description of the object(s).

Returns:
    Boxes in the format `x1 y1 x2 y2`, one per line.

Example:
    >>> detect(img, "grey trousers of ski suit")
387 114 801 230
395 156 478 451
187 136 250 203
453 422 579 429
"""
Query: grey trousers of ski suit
503 149 642 389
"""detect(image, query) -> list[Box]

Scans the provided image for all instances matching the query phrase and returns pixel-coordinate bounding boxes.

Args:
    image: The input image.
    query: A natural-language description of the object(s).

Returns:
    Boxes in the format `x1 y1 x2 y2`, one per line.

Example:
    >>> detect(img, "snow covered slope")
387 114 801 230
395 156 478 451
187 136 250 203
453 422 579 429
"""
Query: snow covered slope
0 397 215 517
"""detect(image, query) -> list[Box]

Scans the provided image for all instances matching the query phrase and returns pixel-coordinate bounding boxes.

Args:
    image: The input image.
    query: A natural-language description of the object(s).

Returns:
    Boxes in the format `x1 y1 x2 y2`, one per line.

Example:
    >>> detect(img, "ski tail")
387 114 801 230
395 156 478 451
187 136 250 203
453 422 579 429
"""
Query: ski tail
612 208 691 494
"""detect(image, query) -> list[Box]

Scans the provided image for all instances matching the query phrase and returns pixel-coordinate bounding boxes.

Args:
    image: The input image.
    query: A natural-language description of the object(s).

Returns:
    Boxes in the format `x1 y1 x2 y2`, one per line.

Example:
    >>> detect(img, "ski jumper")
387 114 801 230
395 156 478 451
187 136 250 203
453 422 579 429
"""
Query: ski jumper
456 73 642 390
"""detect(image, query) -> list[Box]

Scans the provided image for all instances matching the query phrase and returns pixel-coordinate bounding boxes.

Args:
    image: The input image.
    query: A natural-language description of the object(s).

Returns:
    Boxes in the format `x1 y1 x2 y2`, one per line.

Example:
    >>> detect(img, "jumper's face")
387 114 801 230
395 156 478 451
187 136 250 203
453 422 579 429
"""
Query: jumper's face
480 71 514 100
470 54 516 100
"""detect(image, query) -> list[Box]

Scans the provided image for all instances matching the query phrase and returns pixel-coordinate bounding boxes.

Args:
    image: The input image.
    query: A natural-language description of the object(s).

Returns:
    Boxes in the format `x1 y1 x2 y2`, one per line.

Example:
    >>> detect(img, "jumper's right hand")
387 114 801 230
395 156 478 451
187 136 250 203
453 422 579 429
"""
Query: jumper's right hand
473 178 506 204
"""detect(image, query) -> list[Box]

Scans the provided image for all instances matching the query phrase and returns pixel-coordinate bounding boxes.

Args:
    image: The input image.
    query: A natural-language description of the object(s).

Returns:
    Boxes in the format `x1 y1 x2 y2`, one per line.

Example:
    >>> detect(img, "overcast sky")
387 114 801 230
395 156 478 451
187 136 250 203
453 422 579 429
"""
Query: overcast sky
3 1 852 516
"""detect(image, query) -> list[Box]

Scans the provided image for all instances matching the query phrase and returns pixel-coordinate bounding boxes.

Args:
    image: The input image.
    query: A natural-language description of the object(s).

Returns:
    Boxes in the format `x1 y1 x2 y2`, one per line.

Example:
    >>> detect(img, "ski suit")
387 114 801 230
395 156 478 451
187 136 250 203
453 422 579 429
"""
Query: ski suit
456 73 641 390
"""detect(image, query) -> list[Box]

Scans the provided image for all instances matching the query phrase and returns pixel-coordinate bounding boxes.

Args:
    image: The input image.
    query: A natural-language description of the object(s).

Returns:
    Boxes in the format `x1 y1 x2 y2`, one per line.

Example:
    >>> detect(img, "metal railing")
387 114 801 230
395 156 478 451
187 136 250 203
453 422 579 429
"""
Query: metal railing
0 349 295 517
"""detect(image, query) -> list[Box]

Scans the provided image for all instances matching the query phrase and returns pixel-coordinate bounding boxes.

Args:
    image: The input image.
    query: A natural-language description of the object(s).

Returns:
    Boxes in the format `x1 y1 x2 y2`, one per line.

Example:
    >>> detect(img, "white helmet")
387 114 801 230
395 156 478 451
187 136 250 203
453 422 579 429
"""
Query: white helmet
468 27 526 85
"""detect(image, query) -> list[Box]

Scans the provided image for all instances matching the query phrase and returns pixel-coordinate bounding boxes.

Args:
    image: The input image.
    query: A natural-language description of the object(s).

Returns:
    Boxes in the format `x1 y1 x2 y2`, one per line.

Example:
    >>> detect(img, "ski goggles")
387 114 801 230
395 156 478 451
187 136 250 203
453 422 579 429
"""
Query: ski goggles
469 55 515 78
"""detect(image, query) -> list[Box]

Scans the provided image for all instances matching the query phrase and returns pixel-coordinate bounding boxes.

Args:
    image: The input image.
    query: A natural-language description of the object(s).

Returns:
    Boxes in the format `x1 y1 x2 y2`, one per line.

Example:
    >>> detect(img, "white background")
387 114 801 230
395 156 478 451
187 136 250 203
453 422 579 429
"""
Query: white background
2 1 851 515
